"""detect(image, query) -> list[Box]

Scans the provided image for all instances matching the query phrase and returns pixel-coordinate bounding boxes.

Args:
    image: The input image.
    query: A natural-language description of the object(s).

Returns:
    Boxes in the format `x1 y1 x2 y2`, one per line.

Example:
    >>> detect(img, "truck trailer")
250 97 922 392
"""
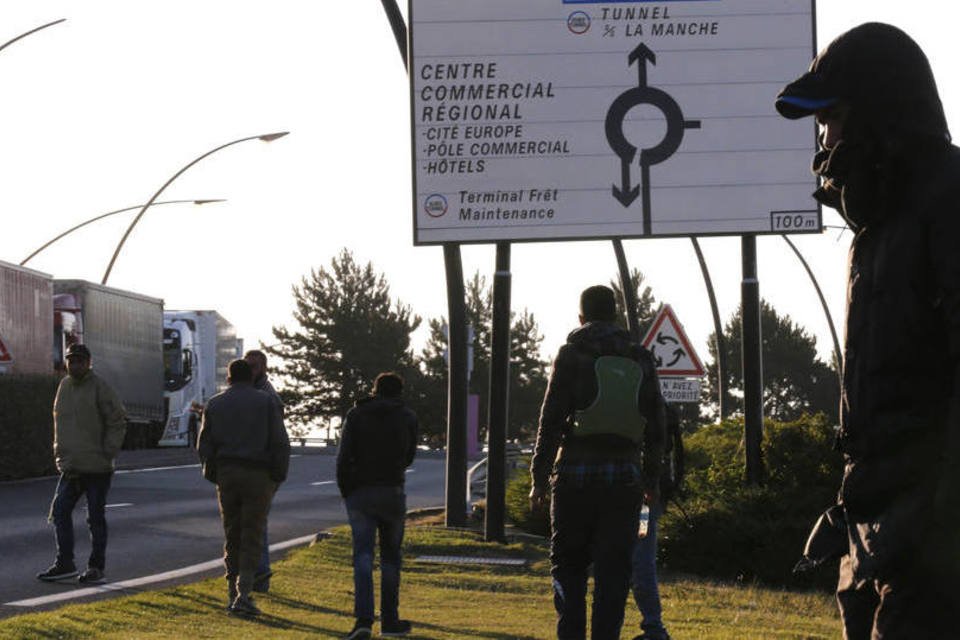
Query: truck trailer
160 310 242 446
0 260 54 375
54 280 165 447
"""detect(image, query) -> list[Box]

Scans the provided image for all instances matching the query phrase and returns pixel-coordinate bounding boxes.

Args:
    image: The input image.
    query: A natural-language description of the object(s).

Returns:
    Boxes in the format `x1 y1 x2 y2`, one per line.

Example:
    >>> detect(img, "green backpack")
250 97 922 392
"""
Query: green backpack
573 355 646 443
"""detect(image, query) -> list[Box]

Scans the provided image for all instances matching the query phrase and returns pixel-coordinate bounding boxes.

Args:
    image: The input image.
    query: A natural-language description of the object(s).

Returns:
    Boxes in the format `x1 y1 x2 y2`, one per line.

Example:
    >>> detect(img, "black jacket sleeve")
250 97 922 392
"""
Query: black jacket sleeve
638 355 667 492
404 410 419 470
530 345 577 492
268 396 291 483
336 410 356 498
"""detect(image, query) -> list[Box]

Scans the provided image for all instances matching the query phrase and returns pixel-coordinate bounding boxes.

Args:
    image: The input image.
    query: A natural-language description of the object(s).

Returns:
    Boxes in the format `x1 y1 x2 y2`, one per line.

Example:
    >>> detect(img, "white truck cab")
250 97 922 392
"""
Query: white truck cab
160 310 241 447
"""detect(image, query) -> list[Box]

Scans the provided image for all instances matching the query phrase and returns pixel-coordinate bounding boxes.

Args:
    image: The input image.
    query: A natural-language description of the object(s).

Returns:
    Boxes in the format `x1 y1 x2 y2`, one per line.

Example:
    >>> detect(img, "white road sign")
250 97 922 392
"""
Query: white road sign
641 304 705 377
409 0 818 245
660 377 701 403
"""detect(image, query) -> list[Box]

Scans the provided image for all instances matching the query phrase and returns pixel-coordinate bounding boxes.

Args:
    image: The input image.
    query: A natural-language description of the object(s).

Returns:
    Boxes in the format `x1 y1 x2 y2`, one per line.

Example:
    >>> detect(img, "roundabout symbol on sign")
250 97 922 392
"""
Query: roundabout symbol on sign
605 43 701 235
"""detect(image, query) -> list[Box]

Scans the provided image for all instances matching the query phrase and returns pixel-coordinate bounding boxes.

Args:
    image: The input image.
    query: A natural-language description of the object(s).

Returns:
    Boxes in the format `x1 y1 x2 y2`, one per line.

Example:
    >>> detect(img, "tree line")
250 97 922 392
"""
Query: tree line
265 249 839 443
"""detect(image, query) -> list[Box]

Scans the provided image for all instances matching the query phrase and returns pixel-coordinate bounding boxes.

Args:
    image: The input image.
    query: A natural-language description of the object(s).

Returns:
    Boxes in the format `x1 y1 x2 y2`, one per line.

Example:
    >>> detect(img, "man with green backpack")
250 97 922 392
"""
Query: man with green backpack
530 285 666 640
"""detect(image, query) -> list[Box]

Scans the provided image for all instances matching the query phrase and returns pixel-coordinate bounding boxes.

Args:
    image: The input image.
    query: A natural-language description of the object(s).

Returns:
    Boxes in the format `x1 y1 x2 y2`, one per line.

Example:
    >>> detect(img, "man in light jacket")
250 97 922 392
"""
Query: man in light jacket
198 358 289 617
37 343 127 585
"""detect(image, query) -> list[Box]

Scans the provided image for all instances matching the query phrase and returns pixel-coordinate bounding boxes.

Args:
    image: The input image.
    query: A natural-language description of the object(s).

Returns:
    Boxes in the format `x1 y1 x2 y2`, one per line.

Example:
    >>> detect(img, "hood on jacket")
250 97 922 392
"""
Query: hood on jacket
566 321 633 356
776 22 949 146
777 23 951 227
355 395 405 413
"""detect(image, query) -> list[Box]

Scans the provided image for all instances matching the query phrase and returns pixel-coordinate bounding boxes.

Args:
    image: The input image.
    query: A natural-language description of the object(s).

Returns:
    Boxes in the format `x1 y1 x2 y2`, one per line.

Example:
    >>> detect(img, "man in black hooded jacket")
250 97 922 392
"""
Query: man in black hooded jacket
337 372 418 640
530 285 665 640
777 22 960 639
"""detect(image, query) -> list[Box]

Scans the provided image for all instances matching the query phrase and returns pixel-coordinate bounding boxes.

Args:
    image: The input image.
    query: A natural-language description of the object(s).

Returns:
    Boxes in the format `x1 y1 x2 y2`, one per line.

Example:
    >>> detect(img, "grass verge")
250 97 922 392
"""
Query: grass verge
0 519 839 639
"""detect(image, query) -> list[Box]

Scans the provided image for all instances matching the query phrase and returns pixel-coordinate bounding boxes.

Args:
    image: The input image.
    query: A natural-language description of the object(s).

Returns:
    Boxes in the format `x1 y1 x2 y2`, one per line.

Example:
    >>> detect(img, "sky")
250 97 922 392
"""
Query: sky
4 1 957 376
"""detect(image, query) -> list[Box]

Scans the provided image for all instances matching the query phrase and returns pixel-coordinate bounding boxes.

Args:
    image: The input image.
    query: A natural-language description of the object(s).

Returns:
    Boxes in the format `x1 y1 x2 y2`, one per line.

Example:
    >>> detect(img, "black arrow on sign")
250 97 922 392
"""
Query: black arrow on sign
656 333 679 346
666 348 686 368
630 42 656 88
613 157 640 206
605 42 701 235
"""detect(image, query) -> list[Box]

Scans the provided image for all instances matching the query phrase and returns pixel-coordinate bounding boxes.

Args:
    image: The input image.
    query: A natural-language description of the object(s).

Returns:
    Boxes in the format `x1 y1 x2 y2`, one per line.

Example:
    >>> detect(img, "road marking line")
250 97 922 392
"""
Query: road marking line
4 533 317 608
105 503 133 509
115 464 200 475
310 481 335 486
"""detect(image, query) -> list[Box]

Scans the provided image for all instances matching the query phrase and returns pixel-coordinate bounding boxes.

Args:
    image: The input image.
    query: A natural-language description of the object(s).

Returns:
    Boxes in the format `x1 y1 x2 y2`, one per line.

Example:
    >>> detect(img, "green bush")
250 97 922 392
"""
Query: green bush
659 414 842 588
0 374 59 480
505 458 550 538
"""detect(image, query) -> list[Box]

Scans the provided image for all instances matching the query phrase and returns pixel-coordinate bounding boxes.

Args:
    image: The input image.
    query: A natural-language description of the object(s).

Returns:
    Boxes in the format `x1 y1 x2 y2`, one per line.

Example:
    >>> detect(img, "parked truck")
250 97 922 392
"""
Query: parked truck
159 310 242 447
54 280 165 447
0 260 54 375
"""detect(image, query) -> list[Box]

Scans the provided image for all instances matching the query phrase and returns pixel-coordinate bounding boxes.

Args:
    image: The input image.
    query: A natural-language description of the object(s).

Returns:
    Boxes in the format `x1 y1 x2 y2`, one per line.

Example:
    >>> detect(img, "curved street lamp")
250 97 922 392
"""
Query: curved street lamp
0 18 66 55
101 131 289 285
20 199 225 266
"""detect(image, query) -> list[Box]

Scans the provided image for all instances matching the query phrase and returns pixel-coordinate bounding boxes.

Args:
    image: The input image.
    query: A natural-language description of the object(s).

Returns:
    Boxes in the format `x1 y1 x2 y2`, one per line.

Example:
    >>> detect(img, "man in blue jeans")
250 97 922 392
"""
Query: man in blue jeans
631 500 670 640
630 403 678 640
337 372 418 640
38 343 127 585
244 349 283 594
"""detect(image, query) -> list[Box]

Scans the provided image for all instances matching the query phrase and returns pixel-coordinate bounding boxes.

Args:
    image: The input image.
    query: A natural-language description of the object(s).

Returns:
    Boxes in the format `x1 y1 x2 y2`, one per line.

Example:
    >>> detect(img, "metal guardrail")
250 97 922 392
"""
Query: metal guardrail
294 436 334 447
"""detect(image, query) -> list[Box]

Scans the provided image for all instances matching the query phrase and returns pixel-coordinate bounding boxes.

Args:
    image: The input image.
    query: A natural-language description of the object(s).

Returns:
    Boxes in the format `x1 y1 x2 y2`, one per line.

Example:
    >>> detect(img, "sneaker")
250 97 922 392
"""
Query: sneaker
36 562 78 582
228 594 261 617
381 619 412 637
252 569 272 593
632 633 671 640
344 621 373 639
78 567 105 584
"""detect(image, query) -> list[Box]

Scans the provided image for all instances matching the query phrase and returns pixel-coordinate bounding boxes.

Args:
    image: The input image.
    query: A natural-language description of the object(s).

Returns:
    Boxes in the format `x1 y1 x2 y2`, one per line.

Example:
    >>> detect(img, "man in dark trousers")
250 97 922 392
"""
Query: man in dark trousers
337 372 418 640
37 343 126 585
244 348 283 594
530 285 665 640
776 22 960 638
198 358 289 617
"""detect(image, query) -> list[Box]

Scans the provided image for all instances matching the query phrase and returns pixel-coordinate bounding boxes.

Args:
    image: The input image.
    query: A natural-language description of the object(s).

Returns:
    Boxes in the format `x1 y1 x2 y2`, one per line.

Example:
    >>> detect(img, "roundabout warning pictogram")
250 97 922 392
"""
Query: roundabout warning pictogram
605 43 701 235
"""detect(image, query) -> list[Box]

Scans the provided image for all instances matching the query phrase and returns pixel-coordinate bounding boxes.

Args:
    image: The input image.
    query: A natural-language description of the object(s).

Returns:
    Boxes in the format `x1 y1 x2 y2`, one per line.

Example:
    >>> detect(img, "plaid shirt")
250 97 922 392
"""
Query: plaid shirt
553 460 642 489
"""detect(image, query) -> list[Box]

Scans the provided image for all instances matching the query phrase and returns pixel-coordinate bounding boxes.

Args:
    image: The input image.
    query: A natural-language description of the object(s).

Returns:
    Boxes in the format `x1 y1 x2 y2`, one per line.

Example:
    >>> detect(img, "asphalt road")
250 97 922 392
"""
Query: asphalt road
0 450 446 618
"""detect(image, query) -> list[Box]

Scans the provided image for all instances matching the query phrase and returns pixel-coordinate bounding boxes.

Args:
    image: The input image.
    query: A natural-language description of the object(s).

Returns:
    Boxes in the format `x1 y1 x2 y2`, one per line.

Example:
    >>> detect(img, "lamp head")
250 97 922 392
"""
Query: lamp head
258 132 289 142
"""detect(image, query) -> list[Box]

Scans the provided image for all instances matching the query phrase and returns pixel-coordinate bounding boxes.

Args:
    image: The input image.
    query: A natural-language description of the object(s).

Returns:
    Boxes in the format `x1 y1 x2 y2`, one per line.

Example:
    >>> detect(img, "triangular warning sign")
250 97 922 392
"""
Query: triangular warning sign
641 304 704 377
0 333 13 364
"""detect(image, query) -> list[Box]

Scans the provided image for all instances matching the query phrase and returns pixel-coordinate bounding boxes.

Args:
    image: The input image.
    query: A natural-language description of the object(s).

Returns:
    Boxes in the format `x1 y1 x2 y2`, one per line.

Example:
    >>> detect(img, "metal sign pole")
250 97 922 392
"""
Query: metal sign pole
378 0 469 525
485 242 511 542
690 237 728 419
613 239 641 340
741 234 764 484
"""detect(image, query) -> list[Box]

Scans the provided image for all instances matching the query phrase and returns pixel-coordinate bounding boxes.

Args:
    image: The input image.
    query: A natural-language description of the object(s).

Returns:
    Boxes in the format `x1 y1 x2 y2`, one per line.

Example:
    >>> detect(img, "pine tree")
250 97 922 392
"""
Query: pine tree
420 272 548 444
703 300 840 423
264 249 421 434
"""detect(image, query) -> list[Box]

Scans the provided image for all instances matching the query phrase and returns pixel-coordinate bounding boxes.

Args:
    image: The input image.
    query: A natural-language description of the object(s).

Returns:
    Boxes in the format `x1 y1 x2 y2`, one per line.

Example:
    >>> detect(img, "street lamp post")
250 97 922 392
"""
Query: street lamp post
101 131 288 285
0 18 66 55
20 199 225 266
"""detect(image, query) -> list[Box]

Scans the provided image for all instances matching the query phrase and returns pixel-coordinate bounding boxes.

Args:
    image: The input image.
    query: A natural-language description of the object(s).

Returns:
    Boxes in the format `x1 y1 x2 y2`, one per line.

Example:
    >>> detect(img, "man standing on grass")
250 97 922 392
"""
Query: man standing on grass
198 358 289 617
337 372 418 640
244 348 283 594
530 285 666 640
37 343 127 585
776 22 960 638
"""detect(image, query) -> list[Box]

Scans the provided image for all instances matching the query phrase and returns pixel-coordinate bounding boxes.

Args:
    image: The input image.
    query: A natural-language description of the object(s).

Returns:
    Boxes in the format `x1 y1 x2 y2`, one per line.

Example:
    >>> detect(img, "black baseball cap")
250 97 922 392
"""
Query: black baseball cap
65 344 91 359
